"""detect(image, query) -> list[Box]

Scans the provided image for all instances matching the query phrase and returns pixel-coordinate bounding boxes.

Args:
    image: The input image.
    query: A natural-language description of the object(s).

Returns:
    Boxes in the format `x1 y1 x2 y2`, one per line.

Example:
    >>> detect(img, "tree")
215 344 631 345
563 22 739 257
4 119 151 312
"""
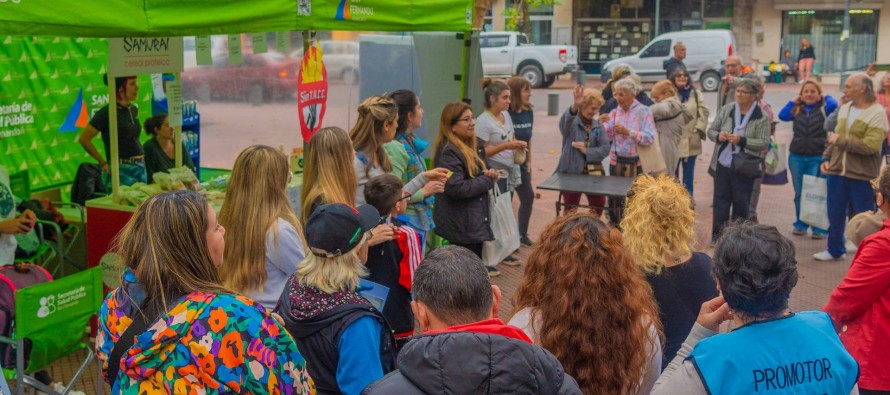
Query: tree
474 0 560 38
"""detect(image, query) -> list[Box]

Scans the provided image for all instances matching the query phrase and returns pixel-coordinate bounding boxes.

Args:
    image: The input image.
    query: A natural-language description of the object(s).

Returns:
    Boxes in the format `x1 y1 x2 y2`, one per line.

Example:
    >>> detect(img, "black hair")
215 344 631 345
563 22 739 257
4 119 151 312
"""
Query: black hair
103 74 136 91
390 89 419 137
364 174 404 217
413 245 493 325
713 222 798 318
144 113 168 137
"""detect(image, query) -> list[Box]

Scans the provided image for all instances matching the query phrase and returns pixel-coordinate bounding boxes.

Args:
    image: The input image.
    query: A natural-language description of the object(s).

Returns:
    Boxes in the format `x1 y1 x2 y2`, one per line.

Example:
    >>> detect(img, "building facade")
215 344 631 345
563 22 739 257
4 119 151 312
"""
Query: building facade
483 0 890 77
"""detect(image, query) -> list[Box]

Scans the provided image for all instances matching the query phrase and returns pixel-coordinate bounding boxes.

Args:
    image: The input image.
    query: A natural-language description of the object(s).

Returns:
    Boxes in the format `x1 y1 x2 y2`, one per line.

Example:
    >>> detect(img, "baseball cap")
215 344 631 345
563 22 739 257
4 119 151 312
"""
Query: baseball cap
306 203 380 258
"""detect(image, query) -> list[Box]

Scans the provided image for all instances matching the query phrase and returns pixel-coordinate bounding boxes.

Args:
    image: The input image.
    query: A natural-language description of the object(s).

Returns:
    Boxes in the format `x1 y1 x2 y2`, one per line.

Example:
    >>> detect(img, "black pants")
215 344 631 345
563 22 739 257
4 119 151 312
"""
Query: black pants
860 390 890 395
449 241 483 259
712 164 755 240
515 164 535 238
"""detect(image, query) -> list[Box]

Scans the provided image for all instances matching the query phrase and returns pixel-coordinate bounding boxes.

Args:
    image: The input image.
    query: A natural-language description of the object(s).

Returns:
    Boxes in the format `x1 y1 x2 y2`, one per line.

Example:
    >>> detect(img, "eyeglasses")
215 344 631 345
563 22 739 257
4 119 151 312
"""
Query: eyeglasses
398 193 412 202
456 117 475 124
736 90 754 95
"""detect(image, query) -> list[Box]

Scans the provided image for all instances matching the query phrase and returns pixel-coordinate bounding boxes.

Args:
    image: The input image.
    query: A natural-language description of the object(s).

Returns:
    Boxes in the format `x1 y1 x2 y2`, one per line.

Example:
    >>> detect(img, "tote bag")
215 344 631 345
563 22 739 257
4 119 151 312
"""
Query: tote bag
800 175 830 230
482 185 520 267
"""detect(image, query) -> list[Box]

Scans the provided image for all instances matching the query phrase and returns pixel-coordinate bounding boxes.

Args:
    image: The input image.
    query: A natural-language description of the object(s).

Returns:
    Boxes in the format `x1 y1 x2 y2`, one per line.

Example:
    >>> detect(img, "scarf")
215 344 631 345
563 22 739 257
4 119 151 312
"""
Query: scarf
678 85 692 102
396 133 435 231
718 103 756 167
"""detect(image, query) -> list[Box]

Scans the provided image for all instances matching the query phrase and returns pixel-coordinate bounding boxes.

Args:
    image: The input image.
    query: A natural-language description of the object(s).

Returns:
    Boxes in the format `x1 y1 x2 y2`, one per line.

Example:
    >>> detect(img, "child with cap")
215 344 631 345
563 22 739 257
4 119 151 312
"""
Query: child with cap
363 174 423 342
276 203 397 395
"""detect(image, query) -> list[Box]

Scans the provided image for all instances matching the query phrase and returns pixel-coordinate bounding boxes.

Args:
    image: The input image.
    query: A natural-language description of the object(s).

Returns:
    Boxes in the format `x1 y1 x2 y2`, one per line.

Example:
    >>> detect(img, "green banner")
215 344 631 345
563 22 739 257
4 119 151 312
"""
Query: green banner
15 267 103 371
0 0 473 37
0 36 151 192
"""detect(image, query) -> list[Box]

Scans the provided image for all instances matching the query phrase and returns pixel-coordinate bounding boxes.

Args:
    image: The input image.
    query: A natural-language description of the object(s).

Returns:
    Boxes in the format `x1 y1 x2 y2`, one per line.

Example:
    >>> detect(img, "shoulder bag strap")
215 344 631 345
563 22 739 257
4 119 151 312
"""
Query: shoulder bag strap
104 294 183 385
104 309 151 385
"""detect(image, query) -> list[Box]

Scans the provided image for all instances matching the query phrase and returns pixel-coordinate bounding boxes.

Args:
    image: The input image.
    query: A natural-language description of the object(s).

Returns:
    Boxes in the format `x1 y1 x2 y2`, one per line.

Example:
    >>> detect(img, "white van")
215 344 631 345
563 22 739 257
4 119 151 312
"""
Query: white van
601 30 735 92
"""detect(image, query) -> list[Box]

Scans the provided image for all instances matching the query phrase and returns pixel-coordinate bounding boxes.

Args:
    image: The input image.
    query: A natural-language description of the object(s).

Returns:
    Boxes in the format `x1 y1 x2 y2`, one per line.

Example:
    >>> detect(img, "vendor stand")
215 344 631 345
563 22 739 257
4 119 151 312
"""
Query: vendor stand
0 1 478 268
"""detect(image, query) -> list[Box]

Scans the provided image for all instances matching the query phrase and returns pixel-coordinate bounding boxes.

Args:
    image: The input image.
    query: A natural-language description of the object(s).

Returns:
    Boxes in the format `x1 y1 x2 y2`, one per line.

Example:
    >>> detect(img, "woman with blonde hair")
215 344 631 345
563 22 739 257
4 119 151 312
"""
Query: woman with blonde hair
510 212 663 394
218 145 305 309
97 190 313 394
277 203 396 395
350 95 447 205
649 80 693 176
432 101 500 274
620 174 717 363
777 79 837 238
556 85 610 214
797 37 816 82
301 126 357 222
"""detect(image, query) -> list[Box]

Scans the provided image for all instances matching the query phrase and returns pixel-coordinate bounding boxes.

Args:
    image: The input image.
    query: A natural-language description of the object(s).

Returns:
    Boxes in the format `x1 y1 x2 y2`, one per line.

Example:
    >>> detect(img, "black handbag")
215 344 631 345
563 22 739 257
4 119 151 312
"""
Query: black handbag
731 149 763 178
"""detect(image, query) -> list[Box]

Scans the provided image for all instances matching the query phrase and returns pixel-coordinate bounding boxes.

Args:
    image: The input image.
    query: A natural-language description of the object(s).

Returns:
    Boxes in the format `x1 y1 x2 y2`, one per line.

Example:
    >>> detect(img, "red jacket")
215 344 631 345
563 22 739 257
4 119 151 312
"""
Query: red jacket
824 219 890 391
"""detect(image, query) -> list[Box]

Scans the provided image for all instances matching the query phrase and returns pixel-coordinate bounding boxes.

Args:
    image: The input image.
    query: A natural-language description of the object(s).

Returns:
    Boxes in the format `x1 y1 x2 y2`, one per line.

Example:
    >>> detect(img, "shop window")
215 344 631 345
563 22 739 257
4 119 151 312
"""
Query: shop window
640 39 670 58
781 10 879 73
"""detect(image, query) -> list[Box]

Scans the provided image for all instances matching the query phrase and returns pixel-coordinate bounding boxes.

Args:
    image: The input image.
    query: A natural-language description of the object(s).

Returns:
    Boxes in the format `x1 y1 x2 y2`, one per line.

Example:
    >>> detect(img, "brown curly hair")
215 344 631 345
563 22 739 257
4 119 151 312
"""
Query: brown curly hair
513 213 662 395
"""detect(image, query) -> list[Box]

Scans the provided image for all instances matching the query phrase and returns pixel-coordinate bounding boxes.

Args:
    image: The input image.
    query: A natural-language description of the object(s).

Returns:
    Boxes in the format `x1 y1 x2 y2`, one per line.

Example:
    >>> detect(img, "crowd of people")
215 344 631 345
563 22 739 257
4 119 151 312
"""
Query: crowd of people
2 43 888 393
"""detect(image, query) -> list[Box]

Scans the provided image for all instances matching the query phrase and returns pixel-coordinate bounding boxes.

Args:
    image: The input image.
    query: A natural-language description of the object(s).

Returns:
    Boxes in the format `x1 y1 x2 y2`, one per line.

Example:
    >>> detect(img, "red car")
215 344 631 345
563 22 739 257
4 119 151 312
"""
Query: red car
182 52 299 105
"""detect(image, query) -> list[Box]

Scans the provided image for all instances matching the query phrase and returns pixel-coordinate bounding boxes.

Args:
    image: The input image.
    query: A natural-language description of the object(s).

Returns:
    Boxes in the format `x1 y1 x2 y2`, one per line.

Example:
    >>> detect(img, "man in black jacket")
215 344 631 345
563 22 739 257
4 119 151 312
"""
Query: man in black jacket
362 246 581 394
663 41 687 78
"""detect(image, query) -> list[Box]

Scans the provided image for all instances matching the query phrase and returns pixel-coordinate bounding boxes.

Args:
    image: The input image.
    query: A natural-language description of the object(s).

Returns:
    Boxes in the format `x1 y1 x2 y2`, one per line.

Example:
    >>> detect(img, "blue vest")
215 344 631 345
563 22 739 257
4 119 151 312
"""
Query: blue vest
689 311 858 395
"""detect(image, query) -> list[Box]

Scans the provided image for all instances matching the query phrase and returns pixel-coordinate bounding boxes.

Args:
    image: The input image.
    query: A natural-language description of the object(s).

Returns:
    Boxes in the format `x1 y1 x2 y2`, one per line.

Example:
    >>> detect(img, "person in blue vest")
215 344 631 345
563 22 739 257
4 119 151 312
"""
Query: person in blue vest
652 222 860 395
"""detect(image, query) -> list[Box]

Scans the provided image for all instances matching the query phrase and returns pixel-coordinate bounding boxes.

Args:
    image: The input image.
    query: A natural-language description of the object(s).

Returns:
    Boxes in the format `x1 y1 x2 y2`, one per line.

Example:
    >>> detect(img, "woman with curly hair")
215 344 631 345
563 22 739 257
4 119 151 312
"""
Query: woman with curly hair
620 174 718 364
509 213 663 395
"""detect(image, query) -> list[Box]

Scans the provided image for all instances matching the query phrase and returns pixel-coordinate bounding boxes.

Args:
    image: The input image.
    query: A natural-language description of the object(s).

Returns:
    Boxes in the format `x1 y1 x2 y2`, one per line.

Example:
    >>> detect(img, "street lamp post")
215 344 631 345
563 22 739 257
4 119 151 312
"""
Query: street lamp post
840 0 851 86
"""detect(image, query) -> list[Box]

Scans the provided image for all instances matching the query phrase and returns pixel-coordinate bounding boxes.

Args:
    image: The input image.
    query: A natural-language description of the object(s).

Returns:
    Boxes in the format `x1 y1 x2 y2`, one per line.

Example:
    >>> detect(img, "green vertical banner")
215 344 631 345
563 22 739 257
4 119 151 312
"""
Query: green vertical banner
0 36 150 192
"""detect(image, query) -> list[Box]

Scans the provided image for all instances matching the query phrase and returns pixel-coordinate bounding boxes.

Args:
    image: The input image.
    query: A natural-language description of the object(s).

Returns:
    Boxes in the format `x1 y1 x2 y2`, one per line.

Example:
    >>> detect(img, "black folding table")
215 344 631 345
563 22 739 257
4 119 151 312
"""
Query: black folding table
536 172 634 221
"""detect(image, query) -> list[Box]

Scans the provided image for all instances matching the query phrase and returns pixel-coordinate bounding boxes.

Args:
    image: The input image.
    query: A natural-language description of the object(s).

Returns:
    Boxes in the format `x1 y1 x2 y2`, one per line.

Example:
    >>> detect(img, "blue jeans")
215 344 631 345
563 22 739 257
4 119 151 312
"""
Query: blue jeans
826 175 876 257
677 156 696 196
788 153 828 235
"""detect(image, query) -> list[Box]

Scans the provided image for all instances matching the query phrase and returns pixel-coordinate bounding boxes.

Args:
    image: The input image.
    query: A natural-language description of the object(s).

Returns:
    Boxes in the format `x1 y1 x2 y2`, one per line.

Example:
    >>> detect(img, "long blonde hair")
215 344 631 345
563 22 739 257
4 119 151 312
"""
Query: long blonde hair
301 127 358 222
350 95 397 177
113 190 229 315
297 233 369 294
218 145 305 295
433 101 487 176
620 174 696 274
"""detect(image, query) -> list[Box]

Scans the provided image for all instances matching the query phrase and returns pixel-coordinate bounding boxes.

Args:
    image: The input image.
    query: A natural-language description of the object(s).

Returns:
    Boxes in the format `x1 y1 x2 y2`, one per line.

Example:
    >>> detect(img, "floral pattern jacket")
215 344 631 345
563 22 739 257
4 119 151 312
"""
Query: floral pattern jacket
98 278 315 395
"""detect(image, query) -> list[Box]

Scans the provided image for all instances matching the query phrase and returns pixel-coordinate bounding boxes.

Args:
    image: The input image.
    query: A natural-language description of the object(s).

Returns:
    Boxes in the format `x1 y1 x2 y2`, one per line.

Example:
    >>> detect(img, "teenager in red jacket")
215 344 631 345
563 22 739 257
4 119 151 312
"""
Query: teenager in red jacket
825 168 890 394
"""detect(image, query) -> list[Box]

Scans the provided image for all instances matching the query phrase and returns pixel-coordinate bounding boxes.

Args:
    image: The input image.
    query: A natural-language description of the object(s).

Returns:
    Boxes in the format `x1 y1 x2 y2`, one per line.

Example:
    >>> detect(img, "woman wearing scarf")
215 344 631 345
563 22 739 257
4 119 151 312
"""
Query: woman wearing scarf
707 79 771 244
670 68 710 196
384 90 445 250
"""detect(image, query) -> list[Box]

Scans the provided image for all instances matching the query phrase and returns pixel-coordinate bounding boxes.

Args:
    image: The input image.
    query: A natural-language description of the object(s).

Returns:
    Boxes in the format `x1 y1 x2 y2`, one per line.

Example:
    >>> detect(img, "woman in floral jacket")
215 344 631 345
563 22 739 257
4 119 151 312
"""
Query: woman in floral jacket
97 190 314 394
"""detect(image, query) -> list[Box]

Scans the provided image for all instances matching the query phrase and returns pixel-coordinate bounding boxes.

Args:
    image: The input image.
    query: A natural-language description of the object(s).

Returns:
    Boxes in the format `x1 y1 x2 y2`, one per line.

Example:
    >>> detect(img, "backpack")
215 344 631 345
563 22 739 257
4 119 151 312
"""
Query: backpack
0 263 53 367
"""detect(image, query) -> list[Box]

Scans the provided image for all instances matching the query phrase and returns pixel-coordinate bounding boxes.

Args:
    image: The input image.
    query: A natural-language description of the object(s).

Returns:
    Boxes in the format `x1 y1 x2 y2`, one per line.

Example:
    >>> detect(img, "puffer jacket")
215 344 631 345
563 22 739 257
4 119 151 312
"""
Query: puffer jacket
432 140 495 244
824 219 890 391
678 88 710 158
362 319 582 394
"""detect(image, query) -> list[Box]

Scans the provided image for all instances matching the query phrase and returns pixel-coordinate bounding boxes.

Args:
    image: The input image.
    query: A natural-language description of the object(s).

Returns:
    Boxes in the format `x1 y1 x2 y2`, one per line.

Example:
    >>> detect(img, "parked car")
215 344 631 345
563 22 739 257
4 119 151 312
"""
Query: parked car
182 52 299 105
601 30 735 92
480 31 579 88
290 40 360 84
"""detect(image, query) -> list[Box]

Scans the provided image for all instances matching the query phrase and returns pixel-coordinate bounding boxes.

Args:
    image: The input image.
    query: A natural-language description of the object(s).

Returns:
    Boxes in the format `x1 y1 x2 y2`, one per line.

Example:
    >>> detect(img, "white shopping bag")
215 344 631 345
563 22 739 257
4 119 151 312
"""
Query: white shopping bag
800 174 829 230
482 185 521 267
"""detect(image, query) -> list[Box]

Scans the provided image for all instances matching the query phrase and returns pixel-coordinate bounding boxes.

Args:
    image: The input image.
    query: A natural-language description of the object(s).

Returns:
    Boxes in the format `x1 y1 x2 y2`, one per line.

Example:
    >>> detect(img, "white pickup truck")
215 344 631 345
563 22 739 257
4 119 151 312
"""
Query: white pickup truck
480 31 578 88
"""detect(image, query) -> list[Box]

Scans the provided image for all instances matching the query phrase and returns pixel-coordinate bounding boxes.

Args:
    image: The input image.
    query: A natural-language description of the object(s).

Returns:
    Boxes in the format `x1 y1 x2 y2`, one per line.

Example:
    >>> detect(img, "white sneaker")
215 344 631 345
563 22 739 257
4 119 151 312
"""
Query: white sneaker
845 240 858 254
813 250 846 261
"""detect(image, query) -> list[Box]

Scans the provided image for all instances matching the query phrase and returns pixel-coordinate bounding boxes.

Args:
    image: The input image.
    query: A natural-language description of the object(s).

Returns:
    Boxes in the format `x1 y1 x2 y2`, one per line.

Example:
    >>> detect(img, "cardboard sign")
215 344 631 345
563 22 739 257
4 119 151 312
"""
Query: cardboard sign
297 44 328 142
108 37 183 75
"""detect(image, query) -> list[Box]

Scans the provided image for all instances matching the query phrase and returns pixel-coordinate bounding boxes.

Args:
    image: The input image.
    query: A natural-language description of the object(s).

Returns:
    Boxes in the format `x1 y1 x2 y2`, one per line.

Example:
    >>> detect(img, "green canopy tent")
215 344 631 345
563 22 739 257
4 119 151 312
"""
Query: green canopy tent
0 0 474 37
0 0 475 192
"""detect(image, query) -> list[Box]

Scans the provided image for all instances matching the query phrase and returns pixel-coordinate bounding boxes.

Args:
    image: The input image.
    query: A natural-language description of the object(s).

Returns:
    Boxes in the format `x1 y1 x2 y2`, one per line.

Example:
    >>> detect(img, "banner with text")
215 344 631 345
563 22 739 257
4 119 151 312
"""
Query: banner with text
0 36 151 191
